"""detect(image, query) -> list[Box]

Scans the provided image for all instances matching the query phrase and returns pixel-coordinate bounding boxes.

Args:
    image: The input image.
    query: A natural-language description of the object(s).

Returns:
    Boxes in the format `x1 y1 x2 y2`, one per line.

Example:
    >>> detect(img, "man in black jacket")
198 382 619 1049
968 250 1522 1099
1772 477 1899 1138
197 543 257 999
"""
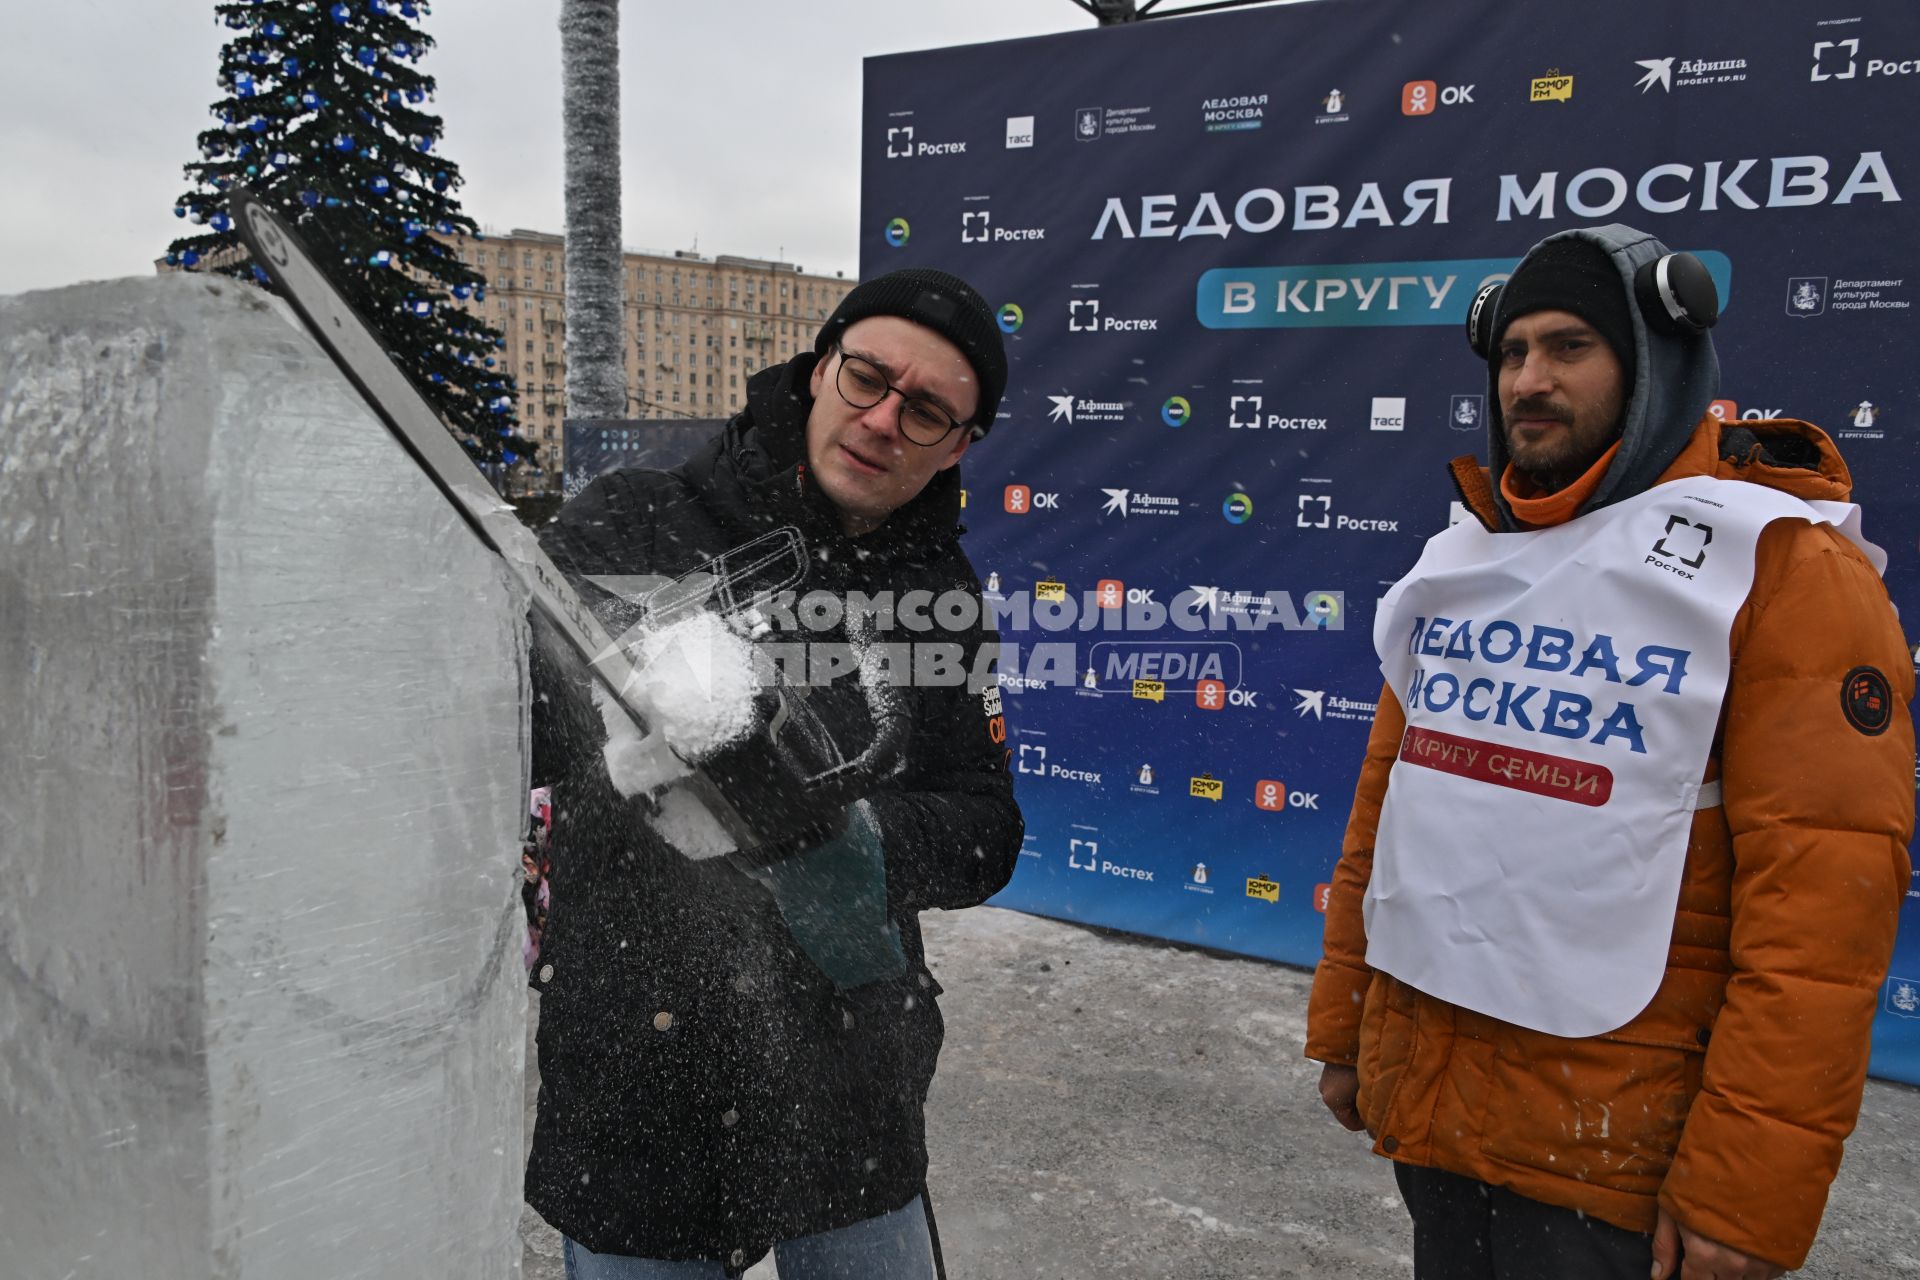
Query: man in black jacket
526 269 1024 1279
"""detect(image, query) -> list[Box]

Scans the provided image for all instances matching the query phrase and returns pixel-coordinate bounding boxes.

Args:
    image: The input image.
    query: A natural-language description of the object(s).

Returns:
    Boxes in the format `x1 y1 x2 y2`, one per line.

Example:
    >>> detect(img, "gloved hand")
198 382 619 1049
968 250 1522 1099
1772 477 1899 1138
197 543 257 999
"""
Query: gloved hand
750 800 907 991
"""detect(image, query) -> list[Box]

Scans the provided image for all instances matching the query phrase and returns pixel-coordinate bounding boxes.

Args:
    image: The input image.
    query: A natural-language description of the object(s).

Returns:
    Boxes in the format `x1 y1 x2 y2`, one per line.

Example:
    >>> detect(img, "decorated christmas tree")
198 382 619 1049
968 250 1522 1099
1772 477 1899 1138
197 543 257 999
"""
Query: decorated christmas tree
166 0 535 474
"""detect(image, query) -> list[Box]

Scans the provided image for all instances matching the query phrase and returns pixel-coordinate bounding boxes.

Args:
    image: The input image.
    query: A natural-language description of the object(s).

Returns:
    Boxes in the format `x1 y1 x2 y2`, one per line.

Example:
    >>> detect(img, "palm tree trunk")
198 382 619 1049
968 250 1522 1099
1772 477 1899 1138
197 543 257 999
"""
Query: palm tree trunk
559 0 625 419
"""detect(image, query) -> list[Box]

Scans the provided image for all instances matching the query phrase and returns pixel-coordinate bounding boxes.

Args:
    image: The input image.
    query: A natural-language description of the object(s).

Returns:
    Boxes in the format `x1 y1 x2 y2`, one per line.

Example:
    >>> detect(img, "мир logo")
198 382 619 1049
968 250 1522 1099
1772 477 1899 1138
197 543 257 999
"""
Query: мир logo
1161 395 1191 427
996 302 1024 333
884 217 910 248
1222 492 1254 524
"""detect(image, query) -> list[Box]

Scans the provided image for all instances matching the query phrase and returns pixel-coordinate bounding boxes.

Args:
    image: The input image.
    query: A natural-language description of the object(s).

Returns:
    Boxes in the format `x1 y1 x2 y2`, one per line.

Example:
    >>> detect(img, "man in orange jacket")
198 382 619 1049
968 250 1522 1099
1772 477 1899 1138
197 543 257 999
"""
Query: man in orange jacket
1306 224 1914 1280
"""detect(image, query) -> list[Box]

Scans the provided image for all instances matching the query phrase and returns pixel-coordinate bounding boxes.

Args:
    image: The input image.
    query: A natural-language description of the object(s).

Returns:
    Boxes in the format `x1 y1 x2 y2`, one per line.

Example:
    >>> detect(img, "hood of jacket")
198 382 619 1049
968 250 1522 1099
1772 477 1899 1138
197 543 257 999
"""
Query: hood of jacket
675 352 968 569
1485 223 1722 529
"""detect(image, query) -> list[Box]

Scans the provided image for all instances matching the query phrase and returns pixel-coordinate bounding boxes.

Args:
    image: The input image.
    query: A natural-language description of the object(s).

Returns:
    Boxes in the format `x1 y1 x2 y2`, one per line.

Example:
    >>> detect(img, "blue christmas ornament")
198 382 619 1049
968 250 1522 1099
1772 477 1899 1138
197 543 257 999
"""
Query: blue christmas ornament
452 285 471 300
410 300 433 317
270 150 290 167
502 451 518 464
173 204 187 218
369 0 389 13
284 56 301 75
431 172 449 192
251 264 272 284
369 175 391 195
247 50 269 67
484 357 495 368
249 117 269 134
166 251 180 266
182 249 201 267
325 195 343 207
211 212 233 233
299 189 320 207
393 40 412 58
401 1 417 15
429 372 445 383
370 249 392 267
474 287 485 301
329 3 351 22
402 219 423 239
356 46 377 66
419 133 435 152
333 134 356 153
406 89 425 104
301 90 321 109
435 220 453 235
264 20 285 37
233 73 256 97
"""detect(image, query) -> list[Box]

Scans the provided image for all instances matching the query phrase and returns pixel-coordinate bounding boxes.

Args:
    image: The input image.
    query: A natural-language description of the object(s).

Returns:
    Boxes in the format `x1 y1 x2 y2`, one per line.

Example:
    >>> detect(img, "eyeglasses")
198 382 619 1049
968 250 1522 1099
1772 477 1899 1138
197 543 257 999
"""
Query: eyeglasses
832 348 968 446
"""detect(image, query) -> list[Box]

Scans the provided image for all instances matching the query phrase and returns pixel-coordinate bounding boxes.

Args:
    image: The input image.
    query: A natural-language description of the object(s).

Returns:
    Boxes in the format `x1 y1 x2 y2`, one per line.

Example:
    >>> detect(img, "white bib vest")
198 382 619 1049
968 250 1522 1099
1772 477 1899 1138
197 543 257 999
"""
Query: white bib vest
1366 477 1881 1038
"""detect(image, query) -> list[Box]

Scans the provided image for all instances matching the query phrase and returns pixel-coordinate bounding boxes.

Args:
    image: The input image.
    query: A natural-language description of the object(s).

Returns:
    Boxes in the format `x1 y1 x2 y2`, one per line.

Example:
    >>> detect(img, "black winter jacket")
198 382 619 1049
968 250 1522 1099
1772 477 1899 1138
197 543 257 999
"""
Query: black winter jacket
523 354 1023 1270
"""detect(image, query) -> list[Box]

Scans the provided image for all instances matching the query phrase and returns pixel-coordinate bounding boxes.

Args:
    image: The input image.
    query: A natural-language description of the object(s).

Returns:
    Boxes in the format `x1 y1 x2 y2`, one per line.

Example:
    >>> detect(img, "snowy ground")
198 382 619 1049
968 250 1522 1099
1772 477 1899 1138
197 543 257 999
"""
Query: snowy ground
520 906 1920 1278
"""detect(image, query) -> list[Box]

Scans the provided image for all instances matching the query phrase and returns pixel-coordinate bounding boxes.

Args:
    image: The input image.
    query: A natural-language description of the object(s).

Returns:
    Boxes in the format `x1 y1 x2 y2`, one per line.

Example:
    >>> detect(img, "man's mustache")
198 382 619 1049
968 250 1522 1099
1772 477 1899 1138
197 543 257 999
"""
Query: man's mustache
1505 397 1572 425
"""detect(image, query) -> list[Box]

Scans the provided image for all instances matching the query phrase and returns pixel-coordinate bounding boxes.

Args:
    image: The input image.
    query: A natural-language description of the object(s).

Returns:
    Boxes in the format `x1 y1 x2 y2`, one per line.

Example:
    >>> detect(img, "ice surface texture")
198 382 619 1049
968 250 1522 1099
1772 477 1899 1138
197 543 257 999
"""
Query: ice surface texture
0 275 529 1279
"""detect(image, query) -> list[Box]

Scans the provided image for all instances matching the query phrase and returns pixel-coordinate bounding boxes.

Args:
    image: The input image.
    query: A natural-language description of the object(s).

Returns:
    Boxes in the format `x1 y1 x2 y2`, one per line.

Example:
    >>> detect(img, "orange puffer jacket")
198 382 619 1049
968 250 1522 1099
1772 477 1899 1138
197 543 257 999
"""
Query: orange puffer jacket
1304 416 1915 1270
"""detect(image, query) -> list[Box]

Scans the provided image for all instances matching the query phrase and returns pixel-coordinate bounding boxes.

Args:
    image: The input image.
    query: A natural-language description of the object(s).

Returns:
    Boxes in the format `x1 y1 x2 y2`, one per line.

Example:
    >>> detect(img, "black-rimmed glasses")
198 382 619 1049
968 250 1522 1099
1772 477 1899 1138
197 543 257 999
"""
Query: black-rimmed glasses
832 348 968 446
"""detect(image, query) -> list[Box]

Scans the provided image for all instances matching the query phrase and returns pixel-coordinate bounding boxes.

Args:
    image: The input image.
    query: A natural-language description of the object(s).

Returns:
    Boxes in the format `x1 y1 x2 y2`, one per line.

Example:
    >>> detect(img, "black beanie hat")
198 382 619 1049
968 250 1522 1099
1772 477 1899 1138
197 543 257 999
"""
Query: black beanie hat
814 268 1008 436
1493 236 1636 383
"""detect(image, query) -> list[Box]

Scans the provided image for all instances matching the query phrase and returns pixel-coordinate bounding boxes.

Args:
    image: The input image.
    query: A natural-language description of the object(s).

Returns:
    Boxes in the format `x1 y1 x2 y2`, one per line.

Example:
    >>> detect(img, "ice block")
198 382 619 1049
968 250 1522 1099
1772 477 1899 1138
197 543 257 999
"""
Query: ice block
0 274 529 1279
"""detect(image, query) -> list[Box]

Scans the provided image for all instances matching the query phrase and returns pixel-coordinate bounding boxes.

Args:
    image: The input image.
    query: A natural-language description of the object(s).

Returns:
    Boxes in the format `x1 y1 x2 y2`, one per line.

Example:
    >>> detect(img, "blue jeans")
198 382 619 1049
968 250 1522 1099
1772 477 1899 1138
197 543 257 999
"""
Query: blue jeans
562 1196 937 1280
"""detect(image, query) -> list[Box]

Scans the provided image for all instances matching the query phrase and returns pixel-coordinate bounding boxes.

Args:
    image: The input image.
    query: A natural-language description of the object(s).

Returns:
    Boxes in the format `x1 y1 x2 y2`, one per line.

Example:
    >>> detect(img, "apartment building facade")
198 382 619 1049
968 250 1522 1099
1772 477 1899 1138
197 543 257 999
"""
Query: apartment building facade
449 230 857 486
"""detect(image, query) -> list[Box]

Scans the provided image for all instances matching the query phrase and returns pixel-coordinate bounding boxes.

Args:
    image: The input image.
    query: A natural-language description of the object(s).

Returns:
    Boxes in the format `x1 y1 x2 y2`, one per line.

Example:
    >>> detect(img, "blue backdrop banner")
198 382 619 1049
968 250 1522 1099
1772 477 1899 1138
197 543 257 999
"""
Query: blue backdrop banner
861 0 1920 1083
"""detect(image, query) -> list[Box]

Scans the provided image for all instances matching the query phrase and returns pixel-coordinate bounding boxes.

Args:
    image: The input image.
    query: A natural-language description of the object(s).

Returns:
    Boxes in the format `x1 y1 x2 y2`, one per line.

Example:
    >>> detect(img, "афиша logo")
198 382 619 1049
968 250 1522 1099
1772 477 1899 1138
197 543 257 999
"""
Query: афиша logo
884 217 910 248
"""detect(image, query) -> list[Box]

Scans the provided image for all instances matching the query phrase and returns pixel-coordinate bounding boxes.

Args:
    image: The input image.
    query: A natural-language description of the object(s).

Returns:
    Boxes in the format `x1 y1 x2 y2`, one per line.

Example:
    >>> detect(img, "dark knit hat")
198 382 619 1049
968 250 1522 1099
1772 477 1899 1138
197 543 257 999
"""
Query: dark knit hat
1493 236 1636 383
814 268 1008 435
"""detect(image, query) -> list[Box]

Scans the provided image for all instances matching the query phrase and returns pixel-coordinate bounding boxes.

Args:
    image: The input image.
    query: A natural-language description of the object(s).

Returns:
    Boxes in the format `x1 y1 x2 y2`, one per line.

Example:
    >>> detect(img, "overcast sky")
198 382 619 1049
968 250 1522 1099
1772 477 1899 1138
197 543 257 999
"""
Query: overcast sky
0 0 1130 297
